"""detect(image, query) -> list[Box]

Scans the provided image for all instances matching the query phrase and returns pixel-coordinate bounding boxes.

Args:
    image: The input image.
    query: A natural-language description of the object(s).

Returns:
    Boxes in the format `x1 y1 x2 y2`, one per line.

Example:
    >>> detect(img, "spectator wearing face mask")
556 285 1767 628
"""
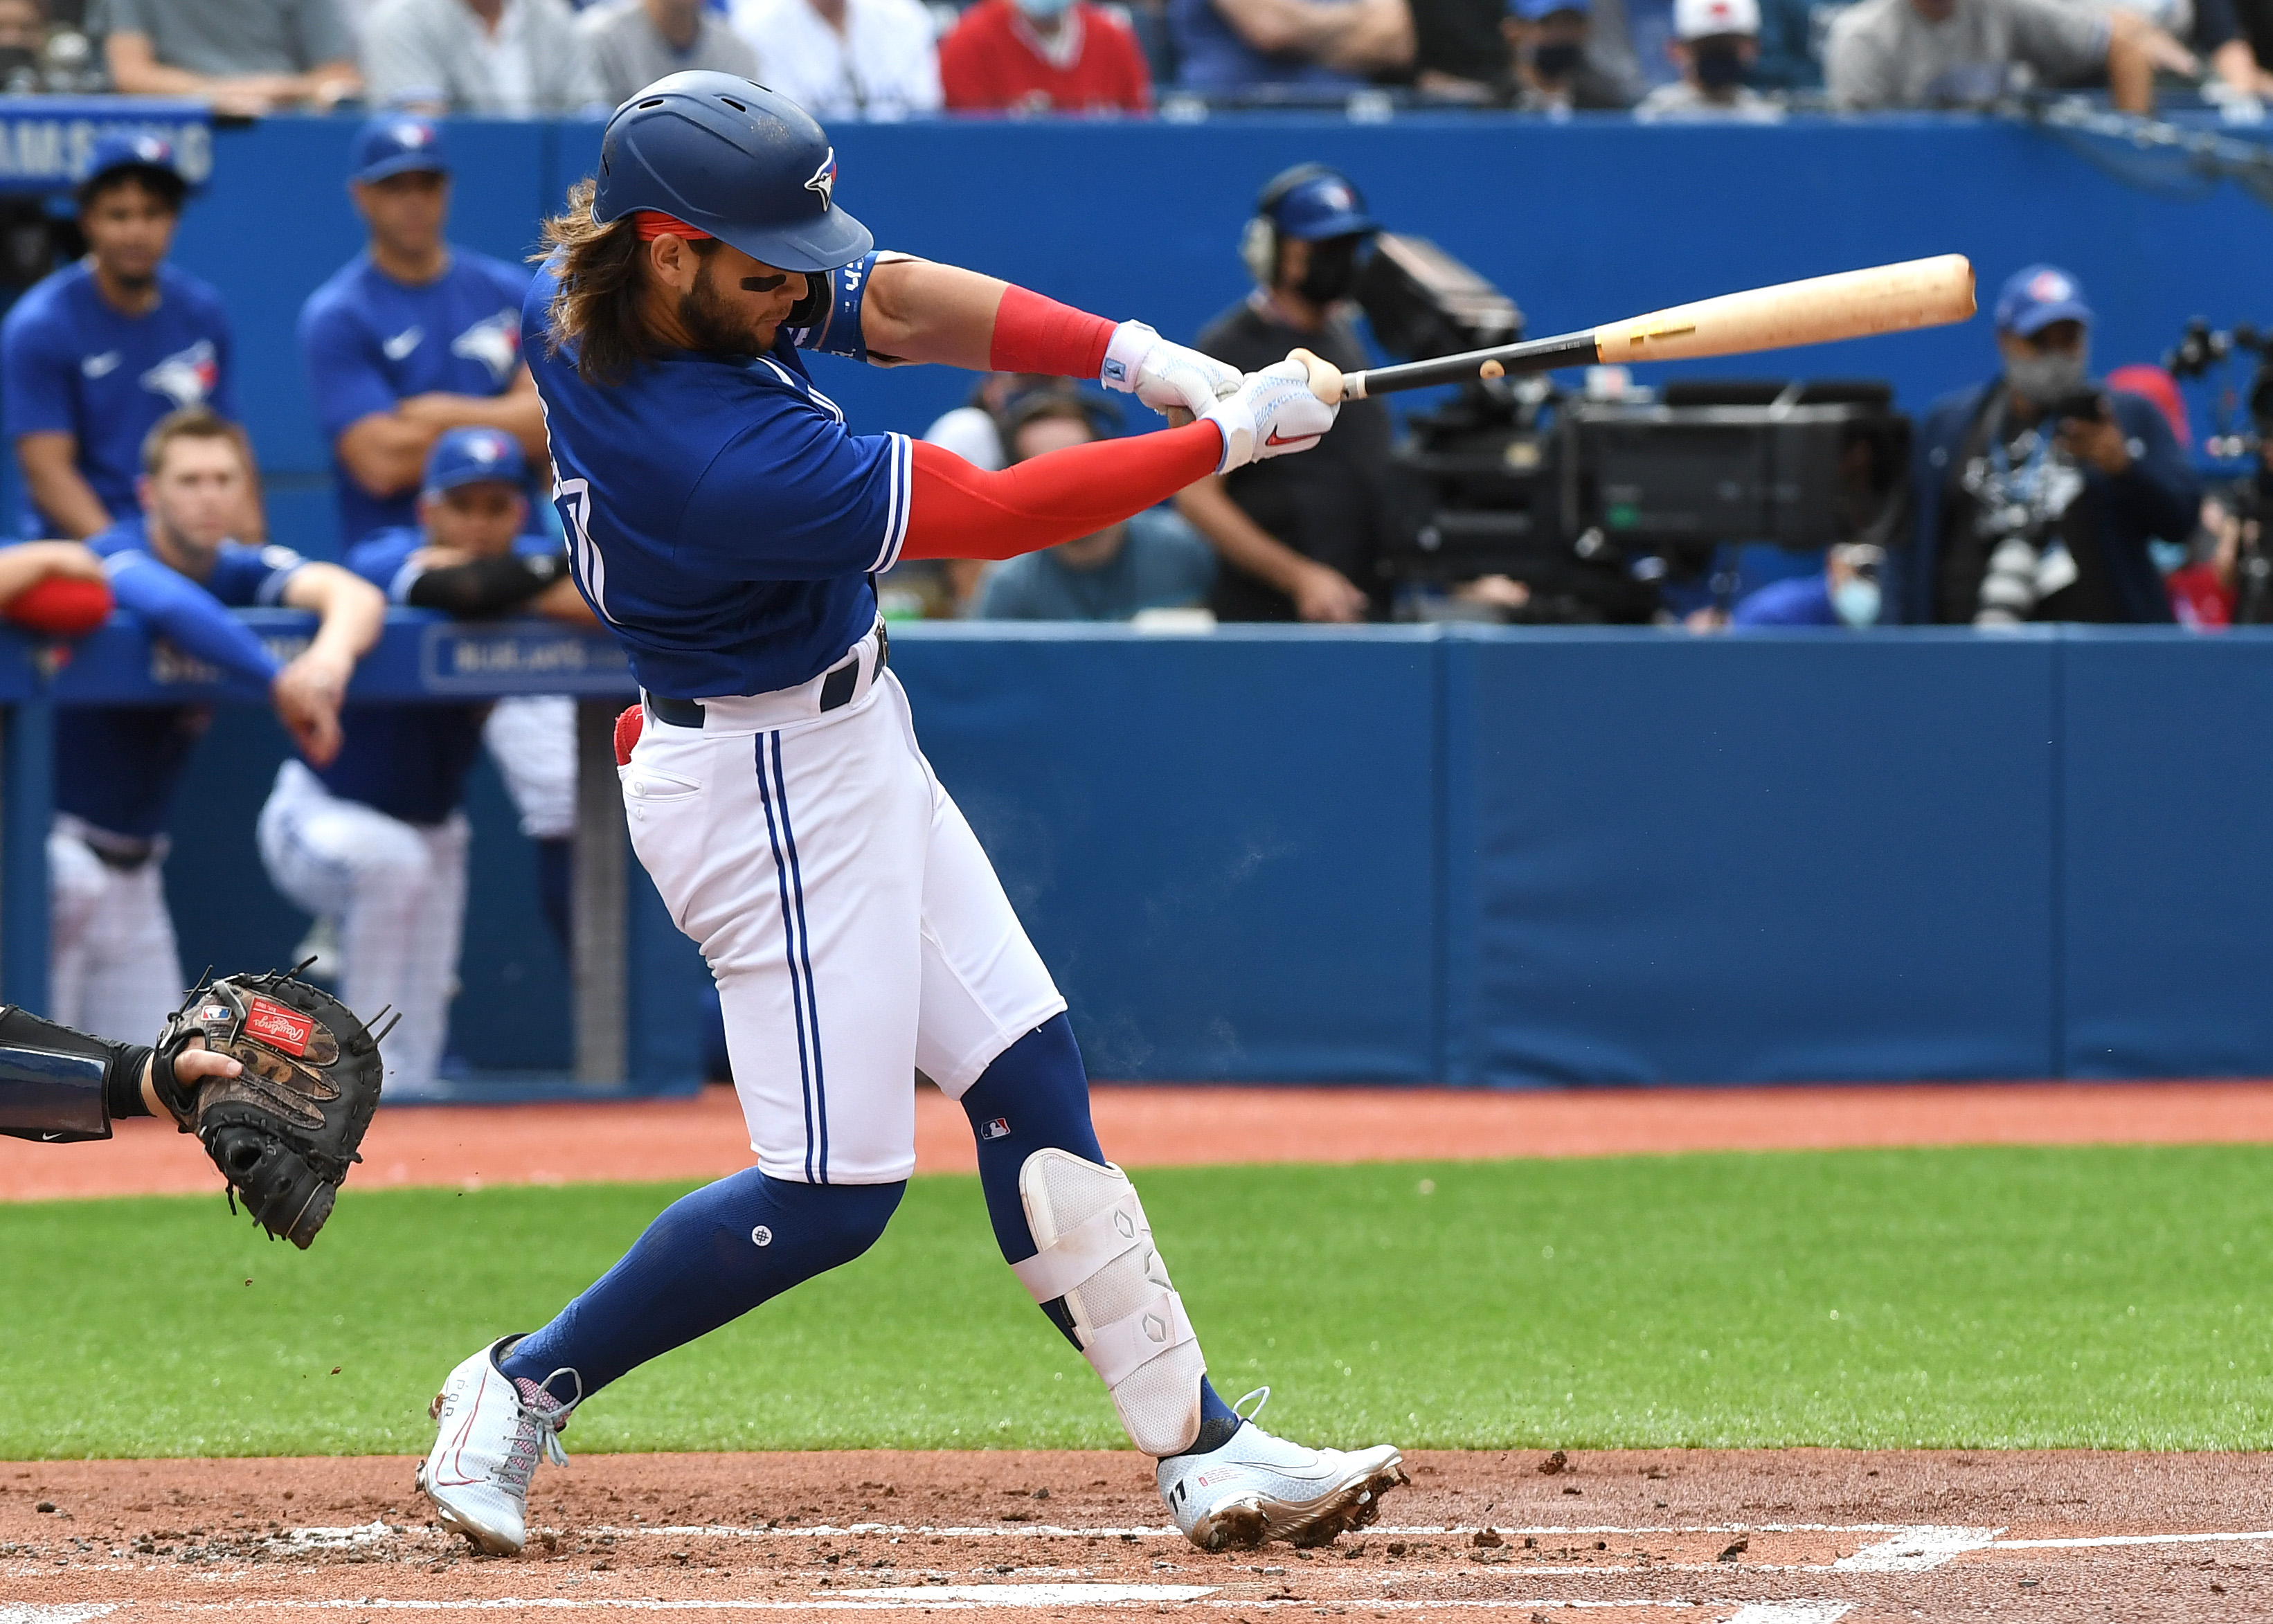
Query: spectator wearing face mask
1504 0 1633 108
1894 265 2199 627
1174 165 1393 623
1636 0 1782 114
939 0 1153 112
1729 543 1884 627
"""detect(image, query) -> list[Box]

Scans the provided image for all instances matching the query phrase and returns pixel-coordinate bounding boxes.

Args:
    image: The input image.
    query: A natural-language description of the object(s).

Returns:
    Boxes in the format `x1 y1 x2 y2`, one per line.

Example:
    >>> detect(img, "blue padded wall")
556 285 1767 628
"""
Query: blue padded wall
1443 628 2060 1085
891 625 1441 1081
2059 628 2273 1079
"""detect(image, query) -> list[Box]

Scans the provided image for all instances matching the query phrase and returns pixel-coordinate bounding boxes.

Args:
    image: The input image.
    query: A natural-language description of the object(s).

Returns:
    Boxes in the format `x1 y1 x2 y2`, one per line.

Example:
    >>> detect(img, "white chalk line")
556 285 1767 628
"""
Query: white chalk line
1991 1529 2273 1550
586 1520 1986 1541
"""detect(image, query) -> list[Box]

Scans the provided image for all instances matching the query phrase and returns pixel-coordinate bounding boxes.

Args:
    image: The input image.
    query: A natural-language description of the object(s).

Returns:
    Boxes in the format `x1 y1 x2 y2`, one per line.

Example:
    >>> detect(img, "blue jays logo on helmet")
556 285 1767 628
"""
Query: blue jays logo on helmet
392 120 434 150
805 150 837 210
127 134 172 165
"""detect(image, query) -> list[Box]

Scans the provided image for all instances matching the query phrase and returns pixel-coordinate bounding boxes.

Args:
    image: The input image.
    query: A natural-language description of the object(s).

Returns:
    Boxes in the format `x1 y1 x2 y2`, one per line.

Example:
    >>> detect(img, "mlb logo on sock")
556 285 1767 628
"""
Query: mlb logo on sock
981 1117 1012 1139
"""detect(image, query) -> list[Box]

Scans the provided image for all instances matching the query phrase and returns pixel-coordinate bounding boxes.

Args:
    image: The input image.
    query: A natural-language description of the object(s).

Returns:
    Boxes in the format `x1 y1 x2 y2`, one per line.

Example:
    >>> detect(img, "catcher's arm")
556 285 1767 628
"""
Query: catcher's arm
0 1005 240 1143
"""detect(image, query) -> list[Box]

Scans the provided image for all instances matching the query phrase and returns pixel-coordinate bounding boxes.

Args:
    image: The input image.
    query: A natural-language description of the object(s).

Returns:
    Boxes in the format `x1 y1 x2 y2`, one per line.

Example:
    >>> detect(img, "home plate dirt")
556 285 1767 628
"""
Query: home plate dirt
1 1449 2263 1621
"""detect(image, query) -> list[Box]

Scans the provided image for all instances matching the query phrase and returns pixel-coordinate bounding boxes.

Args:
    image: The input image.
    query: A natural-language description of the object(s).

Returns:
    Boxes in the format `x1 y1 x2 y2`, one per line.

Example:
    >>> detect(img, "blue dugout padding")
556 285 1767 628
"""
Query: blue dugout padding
17 619 2273 1087
44 109 2267 560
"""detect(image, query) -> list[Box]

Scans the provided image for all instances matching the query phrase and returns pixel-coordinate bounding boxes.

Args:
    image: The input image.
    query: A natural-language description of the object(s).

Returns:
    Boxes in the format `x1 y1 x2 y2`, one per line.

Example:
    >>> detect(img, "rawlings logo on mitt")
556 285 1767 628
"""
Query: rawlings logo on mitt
152 966 393 1248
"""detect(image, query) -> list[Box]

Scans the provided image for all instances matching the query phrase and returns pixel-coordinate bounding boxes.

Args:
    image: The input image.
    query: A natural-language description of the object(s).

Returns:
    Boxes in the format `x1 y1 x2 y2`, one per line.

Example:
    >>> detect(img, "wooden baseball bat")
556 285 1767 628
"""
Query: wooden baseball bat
1287 253 1975 404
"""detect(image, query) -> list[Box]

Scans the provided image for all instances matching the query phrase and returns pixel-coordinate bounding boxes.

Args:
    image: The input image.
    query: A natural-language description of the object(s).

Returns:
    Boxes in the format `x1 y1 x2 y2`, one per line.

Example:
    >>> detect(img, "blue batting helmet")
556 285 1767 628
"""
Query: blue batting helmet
591 72 872 273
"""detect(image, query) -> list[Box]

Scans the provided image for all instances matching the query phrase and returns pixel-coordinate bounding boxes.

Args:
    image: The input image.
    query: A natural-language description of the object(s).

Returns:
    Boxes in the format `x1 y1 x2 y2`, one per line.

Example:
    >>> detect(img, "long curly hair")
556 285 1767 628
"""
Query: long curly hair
533 178 717 386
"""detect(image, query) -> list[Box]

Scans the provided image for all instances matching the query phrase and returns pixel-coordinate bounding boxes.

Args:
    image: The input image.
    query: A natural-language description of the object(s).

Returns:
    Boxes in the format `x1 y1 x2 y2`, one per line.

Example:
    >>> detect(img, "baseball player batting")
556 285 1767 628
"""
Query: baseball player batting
415 71 1395 1557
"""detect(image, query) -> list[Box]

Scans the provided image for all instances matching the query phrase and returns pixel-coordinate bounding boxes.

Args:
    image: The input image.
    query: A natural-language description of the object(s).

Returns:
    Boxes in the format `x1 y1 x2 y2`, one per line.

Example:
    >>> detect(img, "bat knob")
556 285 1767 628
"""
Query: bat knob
1479 359 1505 381
1287 347 1346 407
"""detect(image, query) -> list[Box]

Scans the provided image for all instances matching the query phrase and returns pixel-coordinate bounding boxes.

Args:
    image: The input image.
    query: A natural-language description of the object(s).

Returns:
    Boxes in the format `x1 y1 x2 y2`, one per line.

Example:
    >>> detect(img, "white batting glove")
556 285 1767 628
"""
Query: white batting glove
1101 320 1242 417
1201 359 1339 473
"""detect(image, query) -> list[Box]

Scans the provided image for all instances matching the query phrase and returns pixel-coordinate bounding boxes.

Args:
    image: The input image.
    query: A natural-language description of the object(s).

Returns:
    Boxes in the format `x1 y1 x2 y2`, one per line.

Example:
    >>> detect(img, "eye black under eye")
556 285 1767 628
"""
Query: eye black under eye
742 274 787 292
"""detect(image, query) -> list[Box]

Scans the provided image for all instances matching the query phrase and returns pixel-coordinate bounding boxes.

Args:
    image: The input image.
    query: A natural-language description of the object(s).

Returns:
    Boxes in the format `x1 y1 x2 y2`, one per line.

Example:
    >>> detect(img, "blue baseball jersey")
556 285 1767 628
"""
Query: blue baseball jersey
300 247 535 548
311 525 554 826
1 262 236 537
525 251 909 700
59 516 304 840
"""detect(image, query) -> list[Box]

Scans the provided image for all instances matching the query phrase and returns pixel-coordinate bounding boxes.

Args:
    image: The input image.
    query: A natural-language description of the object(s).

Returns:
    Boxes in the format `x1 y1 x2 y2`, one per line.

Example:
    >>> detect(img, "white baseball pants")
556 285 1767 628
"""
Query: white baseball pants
485 695 577 840
256 761 469 1099
625 623 1065 1184
48 818 186 1042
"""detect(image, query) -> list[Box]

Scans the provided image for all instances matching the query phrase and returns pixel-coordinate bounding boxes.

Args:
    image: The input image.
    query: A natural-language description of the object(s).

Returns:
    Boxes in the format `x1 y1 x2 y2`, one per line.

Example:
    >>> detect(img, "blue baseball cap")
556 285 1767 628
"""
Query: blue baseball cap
423 428 526 495
79 132 184 204
1509 0 1590 19
1994 264 2093 336
1259 166 1378 242
350 114 451 184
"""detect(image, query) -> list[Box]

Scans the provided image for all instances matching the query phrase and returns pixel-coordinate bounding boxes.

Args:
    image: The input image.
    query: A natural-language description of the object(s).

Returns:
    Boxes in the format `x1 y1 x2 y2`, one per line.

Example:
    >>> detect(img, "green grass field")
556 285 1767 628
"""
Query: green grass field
3 1145 2270 1459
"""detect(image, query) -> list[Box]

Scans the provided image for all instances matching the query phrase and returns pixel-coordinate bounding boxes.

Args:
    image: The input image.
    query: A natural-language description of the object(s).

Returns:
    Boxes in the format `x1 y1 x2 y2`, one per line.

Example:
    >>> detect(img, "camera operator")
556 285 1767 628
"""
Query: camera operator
1896 264 2198 626
1176 165 1393 623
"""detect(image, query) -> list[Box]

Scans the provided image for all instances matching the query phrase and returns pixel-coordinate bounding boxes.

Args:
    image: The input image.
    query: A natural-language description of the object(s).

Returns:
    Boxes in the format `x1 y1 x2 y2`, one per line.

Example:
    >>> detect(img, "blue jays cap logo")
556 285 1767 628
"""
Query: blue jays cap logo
392 120 434 150
2028 270 2072 303
805 149 836 210
470 431 505 463
129 135 172 165
1315 179 1354 211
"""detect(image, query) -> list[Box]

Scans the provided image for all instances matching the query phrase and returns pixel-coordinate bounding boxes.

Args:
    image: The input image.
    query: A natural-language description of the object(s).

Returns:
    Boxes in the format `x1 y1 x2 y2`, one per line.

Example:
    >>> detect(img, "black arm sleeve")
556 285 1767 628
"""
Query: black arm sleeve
0 1004 150 1142
403 550 572 617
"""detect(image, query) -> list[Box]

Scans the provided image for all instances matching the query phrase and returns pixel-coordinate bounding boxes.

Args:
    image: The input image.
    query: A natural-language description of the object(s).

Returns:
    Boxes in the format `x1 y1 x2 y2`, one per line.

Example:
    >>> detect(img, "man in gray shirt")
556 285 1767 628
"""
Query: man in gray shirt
361 0 607 115
1825 0 2156 110
579 0 760 105
95 0 361 113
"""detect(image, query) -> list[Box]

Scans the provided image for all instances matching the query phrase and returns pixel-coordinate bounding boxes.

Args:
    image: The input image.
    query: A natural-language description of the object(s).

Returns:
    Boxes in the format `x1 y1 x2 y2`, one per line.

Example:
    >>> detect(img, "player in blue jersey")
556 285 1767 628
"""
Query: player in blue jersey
53 408 384 1044
1 134 236 540
415 72 1400 1560
300 116 549 550
258 428 586 1098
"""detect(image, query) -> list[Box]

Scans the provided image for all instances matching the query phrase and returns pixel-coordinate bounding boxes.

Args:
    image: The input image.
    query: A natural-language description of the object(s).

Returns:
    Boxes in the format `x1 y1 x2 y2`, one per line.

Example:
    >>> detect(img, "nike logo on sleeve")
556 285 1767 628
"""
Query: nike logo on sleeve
383 327 424 361
80 351 121 379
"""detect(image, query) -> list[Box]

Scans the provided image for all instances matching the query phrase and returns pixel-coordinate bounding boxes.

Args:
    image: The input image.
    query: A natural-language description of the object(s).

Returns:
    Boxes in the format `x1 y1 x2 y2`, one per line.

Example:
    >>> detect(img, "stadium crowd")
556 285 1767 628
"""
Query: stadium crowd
0 0 2257 116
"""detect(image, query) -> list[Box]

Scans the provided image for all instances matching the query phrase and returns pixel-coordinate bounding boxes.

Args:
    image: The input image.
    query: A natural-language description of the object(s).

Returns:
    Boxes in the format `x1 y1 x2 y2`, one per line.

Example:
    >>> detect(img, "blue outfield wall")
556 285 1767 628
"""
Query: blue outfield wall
124 111 2273 558
147 622 2273 1087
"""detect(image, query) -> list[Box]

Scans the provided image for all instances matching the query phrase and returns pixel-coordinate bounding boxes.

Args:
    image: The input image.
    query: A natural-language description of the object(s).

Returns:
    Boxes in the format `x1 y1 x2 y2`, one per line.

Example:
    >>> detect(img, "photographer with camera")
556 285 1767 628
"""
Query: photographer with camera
1894 265 2198 626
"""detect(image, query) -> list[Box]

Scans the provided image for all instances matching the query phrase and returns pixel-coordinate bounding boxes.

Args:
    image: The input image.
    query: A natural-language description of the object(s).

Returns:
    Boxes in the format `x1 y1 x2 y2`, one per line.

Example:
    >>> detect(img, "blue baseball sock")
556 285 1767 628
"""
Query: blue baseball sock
500 1169 903 1403
960 1015 1243 1457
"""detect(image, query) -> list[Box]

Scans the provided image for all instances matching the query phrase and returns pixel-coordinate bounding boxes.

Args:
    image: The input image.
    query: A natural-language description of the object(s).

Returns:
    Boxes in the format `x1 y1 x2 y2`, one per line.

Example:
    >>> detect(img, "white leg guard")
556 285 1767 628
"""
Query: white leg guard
1013 1148 1205 1457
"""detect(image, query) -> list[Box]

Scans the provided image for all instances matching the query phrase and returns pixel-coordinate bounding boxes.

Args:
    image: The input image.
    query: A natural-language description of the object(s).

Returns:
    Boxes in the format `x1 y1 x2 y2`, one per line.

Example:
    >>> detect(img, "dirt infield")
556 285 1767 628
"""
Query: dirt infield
9 1079 2273 1202
1 1447 2264 1621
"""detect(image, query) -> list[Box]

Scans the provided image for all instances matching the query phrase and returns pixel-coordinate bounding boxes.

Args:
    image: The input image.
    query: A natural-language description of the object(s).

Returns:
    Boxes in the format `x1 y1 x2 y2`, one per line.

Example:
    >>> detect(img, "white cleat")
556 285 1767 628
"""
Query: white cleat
413 1335 578 1555
1156 1389 1405 1552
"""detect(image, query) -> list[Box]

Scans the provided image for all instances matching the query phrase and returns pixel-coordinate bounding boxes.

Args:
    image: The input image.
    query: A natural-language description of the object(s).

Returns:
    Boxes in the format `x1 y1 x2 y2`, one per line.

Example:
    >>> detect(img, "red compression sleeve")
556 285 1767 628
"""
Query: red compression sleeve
903 422 1223 562
988 284 1116 377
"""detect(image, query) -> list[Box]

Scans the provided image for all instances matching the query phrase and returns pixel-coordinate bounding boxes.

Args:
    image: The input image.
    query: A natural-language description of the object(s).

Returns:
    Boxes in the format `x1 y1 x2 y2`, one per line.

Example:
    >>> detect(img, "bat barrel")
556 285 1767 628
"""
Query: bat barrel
1339 253 1976 401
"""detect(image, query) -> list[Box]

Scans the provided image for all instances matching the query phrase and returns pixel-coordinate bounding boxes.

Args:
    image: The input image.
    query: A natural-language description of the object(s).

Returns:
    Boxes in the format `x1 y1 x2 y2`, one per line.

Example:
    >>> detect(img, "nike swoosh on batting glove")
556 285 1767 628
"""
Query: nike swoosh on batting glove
1203 359 1339 473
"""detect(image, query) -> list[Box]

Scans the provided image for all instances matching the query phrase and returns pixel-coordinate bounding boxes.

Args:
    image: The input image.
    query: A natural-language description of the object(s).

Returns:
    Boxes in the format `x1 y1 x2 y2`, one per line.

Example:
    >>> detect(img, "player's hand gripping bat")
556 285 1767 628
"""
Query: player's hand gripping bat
1287 254 1976 403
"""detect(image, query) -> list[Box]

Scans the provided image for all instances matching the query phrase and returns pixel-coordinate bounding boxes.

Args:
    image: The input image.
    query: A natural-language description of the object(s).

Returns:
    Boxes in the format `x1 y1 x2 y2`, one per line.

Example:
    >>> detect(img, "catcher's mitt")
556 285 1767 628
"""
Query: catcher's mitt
152 966 392 1248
